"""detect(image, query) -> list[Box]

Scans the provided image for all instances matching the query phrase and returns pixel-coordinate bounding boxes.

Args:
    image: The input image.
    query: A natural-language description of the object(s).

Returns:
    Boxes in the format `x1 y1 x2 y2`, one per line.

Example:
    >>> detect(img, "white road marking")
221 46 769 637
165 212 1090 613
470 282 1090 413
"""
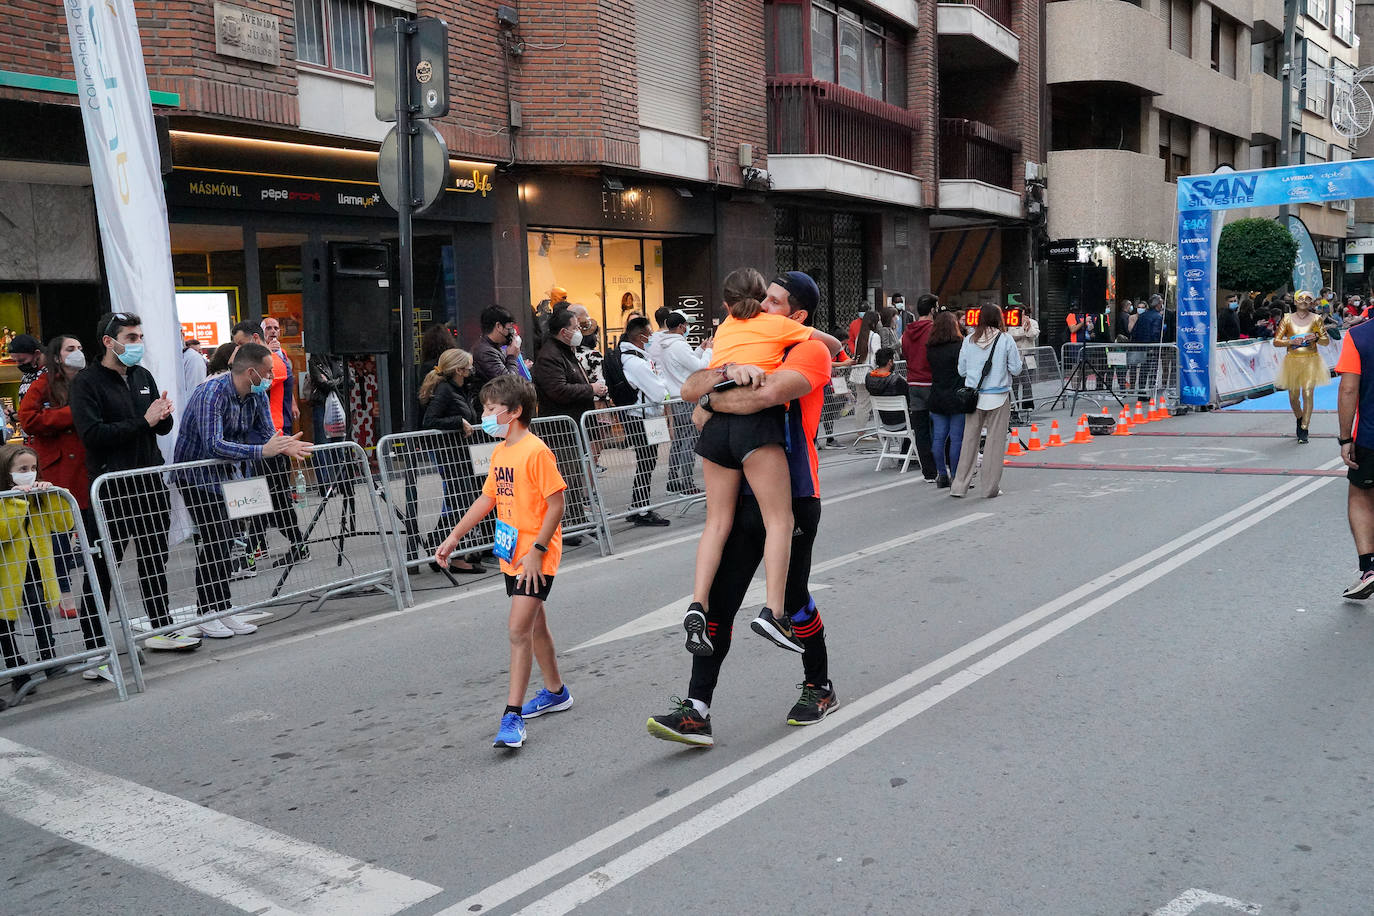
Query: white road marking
1152 888 1262 915
441 464 1337 915
0 737 441 916
569 513 991 651
509 471 1336 915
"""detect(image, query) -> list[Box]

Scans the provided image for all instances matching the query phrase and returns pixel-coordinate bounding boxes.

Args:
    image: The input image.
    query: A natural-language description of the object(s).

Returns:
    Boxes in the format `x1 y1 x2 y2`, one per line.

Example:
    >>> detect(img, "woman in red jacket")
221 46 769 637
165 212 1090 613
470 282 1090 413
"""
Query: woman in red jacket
17 335 90 617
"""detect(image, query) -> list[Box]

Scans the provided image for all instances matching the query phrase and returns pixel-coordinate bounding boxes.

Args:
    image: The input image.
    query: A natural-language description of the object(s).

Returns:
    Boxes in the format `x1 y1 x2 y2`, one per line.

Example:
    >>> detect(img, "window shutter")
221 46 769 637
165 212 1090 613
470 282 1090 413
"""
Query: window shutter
1170 0 1192 56
1220 20 1236 77
635 0 703 136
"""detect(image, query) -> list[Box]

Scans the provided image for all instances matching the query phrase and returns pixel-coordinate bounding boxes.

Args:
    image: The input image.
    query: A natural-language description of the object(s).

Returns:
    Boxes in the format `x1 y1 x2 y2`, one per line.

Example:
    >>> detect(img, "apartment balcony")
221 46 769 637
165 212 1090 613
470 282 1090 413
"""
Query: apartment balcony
1047 0 1165 95
1253 0 1284 41
938 118 1023 217
766 77 921 174
1046 148 1175 242
938 1 1019 70
1250 71 1282 143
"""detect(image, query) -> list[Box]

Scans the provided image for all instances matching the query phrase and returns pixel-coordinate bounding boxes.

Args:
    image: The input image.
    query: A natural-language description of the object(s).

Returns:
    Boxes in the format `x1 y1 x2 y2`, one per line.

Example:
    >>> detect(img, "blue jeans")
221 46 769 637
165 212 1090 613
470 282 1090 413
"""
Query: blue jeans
930 412 965 479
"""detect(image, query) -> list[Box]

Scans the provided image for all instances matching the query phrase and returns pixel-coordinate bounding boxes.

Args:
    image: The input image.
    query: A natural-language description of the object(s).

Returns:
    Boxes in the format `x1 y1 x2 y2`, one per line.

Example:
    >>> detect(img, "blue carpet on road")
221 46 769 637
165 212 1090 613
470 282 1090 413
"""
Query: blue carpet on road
1223 383 1339 411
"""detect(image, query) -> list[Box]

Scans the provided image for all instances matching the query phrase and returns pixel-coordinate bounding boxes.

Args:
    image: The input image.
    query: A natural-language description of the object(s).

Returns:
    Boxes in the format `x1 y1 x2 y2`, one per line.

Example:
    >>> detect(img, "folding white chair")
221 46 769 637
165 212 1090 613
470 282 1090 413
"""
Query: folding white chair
869 395 919 472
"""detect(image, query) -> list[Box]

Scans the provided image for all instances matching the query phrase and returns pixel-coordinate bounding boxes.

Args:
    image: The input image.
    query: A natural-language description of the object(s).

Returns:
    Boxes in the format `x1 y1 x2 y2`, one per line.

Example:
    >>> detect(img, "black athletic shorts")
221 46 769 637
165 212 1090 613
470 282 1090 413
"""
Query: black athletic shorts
694 407 786 470
504 572 555 601
1350 444 1374 489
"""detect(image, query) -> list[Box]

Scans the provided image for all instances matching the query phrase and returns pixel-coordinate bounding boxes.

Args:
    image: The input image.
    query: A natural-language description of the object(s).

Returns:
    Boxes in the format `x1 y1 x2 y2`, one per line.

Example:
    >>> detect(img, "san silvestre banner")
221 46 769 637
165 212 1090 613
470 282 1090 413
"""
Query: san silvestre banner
63 0 184 451
1175 159 1374 405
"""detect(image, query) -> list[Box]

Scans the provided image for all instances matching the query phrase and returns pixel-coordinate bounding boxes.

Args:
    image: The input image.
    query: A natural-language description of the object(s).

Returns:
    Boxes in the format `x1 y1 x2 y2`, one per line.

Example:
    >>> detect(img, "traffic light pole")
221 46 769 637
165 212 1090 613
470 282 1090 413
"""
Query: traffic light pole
393 16 417 431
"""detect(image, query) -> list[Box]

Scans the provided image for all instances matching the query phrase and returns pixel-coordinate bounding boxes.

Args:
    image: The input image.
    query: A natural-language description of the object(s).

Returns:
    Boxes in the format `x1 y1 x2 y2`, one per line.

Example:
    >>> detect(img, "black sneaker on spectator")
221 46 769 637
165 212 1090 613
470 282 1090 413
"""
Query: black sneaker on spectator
628 510 671 527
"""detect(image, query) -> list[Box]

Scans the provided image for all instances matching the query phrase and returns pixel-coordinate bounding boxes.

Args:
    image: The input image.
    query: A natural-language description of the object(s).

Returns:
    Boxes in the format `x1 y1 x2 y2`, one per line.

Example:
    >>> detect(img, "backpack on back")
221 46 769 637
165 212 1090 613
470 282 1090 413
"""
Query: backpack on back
602 347 640 407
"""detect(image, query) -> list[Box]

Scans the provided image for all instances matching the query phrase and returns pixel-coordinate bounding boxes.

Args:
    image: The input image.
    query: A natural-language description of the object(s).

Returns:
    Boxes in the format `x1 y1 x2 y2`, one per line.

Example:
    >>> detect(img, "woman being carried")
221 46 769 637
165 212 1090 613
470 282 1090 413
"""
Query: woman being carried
683 268 842 655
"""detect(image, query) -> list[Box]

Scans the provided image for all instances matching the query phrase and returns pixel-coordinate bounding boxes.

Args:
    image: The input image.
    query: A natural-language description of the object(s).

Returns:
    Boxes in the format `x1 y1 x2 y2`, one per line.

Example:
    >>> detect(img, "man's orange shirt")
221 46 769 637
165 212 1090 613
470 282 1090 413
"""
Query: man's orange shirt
481 431 566 576
268 348 290 432
710 313 814 372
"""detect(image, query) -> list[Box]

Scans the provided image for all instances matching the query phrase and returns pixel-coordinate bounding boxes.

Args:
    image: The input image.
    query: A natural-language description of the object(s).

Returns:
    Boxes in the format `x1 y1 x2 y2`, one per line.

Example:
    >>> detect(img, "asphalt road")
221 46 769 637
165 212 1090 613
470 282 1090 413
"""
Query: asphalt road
2 405 1371 916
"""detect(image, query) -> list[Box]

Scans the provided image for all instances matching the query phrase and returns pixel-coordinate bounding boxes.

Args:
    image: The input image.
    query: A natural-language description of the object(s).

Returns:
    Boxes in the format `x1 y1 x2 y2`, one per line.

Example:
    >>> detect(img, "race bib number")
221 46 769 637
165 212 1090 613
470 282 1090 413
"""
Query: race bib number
493 519 518 563
469 441 499 475
643 416 670 445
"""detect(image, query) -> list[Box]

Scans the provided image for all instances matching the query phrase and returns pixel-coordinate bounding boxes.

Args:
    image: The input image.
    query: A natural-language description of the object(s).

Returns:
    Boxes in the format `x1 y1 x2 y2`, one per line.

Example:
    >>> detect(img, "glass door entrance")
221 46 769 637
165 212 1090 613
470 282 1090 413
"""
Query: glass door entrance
527 231 665 347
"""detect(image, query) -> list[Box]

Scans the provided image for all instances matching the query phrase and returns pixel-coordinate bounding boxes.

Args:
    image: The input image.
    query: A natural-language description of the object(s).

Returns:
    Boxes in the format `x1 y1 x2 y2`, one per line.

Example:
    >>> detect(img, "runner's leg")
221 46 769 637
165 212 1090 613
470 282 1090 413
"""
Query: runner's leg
531 604 564 692
688 498 765 707
506 595 543 707
785 498 827 686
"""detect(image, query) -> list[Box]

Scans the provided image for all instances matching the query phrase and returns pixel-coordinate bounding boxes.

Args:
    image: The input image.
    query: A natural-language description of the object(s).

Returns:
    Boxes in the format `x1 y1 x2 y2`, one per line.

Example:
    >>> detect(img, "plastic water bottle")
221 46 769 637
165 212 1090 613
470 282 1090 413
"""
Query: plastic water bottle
293 470 306 502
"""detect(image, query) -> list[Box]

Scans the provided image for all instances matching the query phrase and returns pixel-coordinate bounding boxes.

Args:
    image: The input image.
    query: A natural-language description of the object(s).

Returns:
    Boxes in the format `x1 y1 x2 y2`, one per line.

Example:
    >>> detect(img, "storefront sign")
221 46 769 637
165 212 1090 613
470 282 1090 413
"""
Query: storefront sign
166 166 495 222
1045 240 1081 261
1347 254 1365 272
1319 239 1342 261
214 2 280 66
523 177 714 235
1347 237 1374 255
175 289 234 346
675 295 709 347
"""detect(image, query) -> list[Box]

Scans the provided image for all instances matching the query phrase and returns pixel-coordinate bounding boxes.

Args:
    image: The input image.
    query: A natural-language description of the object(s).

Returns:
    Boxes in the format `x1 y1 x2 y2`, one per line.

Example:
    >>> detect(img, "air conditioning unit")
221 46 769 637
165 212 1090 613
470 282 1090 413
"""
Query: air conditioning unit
1024 161 1046 182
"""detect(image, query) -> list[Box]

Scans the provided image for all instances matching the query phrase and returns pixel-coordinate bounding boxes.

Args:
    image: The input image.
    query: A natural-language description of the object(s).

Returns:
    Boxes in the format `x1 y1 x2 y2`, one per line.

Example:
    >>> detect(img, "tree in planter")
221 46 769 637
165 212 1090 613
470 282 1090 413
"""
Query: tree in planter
1216 217 1299 297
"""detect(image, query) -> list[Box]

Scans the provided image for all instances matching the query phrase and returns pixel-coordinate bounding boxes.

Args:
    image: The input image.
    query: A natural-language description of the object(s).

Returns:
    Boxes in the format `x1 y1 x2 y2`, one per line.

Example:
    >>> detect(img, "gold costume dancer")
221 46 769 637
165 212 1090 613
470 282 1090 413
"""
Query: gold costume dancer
1273 290 1331 443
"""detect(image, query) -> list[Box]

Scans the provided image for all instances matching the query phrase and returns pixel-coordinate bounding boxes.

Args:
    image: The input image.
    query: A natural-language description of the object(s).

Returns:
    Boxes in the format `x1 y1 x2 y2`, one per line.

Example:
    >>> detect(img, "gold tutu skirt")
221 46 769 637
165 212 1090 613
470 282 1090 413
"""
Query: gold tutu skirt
1274 350 1332 391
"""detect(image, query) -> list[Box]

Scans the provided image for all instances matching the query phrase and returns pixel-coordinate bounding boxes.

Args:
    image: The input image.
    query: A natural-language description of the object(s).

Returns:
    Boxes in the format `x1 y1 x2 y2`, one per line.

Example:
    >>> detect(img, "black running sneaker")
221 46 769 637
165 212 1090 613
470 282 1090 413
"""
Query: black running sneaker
646 697 714 747
750 607 804 653
786 682 839 726
683 602 712 656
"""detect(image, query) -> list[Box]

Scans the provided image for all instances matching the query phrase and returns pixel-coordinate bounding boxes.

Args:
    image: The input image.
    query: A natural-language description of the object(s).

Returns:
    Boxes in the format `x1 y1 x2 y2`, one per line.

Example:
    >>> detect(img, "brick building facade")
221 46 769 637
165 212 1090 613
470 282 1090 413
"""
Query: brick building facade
0 0 1043 432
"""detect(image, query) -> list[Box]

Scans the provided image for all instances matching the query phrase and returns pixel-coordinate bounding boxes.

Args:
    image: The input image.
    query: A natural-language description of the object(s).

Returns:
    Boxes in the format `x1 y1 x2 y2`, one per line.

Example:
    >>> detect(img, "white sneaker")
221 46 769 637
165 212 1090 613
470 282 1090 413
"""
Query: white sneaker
81 665 114 682
146 633 201 651
222 614 258 635
196 618 235 639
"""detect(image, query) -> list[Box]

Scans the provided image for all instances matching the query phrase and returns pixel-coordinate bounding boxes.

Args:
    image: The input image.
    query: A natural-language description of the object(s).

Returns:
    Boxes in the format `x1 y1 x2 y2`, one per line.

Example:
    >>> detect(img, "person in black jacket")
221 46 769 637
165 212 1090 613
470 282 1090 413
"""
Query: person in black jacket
69 312 198 651
417 348 486 573
531 309 604 538
925 311 966 488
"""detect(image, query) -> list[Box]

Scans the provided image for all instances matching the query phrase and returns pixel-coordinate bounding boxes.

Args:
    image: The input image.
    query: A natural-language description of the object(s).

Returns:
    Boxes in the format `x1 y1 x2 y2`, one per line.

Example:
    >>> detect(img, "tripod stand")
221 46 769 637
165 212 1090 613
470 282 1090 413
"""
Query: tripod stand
1050 347 1124 415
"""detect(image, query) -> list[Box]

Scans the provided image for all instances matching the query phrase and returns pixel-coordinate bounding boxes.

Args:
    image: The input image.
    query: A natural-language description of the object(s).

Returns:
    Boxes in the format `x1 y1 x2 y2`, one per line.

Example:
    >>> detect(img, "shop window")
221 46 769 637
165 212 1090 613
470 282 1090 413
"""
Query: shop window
526 232 664 346
295 0 376 77
170 224 248 350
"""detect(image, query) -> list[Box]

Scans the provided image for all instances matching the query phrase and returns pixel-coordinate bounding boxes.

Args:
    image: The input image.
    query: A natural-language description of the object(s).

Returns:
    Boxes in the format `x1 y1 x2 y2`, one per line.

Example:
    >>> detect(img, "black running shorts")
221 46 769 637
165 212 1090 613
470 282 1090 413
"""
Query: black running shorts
505 572 555 601
694 408 786 470
1349 444 1374 489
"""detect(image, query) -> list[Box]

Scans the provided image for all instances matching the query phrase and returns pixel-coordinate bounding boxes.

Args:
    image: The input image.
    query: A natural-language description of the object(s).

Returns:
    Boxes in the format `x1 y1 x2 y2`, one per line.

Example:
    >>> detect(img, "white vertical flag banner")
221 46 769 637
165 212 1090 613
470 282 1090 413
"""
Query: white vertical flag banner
62 0 183 453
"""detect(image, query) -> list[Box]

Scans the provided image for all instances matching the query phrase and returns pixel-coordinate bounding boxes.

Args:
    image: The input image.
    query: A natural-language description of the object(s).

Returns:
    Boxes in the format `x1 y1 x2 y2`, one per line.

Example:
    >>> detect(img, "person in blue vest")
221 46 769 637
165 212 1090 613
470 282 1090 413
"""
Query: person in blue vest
1337 320 1374 598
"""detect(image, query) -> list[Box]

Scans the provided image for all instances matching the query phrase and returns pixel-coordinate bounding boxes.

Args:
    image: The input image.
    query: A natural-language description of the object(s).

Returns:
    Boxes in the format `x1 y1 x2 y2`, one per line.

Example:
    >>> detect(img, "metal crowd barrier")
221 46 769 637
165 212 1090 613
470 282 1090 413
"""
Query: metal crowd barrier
581 400 703 523
1055 343 1179 414
1009 345 1064 425
0 485 128 708
818 360 907 448
89 441 403 692
376 415 611 600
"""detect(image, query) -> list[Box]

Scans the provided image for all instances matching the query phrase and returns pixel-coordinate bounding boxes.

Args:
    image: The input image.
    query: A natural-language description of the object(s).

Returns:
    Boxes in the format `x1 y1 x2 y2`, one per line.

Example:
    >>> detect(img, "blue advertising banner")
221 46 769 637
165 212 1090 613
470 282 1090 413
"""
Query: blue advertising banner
1176 210 1215 404
1178 160 1374 212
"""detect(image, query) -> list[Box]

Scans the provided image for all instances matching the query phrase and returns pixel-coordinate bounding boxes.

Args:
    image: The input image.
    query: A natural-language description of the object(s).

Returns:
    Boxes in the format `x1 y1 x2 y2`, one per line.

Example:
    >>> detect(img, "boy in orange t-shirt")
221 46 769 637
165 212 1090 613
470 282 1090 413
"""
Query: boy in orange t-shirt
436 375 571 749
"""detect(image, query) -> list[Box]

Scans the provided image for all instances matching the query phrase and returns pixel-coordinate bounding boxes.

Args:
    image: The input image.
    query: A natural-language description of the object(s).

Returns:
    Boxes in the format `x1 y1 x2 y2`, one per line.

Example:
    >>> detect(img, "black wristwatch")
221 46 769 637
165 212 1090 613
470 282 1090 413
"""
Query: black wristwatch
698 393 714 413
1339 436 1355 446
533 542 547 553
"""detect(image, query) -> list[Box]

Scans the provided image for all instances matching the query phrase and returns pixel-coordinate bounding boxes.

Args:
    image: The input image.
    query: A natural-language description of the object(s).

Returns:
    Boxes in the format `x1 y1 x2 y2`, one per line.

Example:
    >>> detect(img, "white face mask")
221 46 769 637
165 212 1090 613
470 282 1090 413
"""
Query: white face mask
567 329 583 348
64 350 86 370
10 471 37 488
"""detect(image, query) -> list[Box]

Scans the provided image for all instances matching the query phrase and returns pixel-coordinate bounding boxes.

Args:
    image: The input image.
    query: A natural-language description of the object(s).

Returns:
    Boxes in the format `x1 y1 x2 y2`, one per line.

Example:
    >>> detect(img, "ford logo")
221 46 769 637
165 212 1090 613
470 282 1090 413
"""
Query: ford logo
1185 269 1203 280
1182 340 1204 352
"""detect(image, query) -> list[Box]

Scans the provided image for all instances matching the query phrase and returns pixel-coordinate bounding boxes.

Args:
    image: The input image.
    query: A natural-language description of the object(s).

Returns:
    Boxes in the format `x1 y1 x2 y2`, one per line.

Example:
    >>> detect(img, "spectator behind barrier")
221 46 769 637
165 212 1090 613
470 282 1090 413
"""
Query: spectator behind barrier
925 311 967 489
418 348 487 573
472 305 523 389
616 316 671 527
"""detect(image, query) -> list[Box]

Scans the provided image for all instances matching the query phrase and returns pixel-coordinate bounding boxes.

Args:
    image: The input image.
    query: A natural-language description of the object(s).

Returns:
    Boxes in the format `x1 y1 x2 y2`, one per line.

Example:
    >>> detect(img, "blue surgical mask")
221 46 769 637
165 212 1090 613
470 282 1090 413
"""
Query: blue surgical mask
481 411 510 438
115 342 144 367
1228 300 1240 310
249 371 272 395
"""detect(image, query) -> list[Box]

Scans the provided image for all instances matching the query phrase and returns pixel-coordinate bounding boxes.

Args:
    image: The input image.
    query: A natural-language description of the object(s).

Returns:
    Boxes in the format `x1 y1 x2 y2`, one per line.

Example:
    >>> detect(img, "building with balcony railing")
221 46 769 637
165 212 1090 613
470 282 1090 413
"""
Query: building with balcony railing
1045 0 1359 339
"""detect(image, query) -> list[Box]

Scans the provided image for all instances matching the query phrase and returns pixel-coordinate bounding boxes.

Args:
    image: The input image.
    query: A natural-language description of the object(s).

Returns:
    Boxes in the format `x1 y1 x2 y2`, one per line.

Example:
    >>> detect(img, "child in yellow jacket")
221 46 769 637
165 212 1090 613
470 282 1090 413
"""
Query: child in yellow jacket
0 444 76 699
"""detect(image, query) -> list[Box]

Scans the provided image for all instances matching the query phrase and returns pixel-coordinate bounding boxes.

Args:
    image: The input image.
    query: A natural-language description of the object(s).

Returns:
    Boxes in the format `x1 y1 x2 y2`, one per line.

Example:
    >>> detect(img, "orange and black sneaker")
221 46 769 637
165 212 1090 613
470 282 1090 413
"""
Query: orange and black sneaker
786 682 839 726
647 697 714 747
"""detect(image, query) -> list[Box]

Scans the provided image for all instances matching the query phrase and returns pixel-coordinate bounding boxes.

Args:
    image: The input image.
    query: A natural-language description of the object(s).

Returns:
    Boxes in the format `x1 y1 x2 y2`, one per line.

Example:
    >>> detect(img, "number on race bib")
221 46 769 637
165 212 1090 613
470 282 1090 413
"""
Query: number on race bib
493 519 518 563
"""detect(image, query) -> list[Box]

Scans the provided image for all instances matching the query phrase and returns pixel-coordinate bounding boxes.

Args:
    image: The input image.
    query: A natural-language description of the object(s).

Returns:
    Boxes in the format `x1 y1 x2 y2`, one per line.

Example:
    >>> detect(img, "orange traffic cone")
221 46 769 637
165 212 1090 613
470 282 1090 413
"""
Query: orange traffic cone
1005 427 1024 457
1152 398 1167 421
1046 420 1064 447
1072 414 1093 443
1114 408 1132 435
1027 424 1046 451
1133 401 1148 425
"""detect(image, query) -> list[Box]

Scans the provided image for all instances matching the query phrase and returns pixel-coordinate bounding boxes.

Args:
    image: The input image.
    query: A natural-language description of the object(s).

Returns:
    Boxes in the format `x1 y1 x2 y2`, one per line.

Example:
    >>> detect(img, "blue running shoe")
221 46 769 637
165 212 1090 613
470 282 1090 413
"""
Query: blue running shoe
493 712 525 748
521 685 574 719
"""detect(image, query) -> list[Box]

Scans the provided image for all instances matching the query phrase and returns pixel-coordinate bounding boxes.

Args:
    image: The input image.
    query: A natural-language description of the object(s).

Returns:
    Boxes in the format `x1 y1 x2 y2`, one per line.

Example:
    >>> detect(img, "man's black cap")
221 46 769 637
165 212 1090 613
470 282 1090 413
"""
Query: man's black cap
774 271 820 314
8 334 41 355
